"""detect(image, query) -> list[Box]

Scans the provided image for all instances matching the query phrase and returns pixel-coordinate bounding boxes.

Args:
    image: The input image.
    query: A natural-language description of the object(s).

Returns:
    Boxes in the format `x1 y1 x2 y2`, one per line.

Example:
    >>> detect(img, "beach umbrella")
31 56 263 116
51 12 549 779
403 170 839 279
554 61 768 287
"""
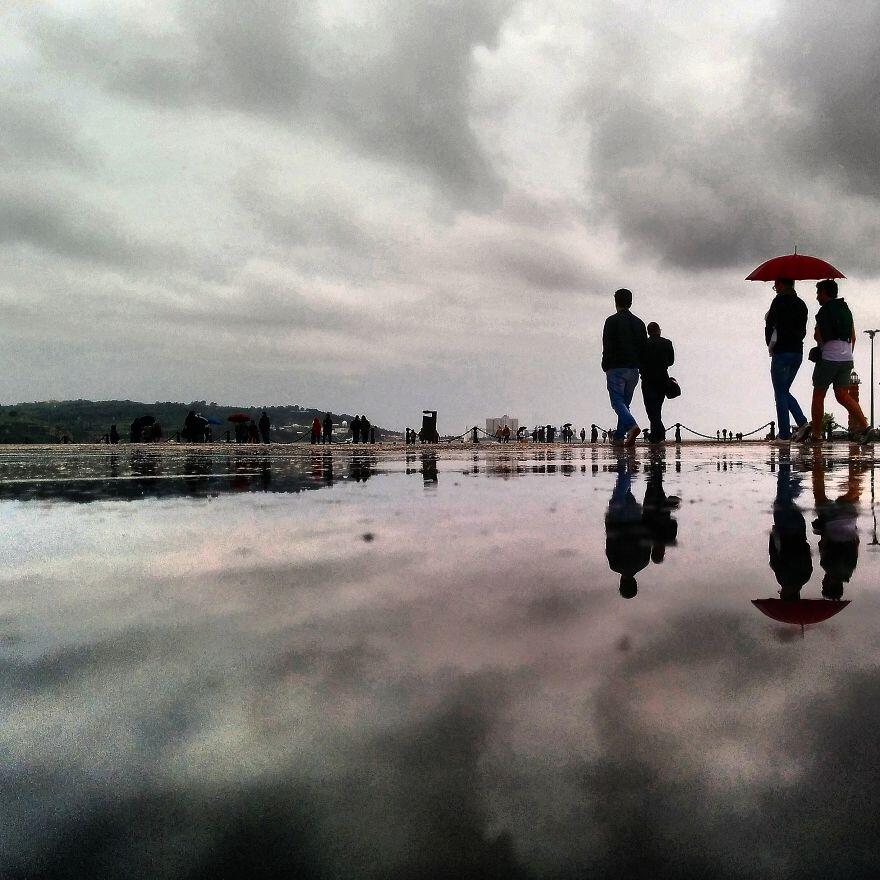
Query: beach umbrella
752 599 849 634
227 413 251 423
746 252 845 282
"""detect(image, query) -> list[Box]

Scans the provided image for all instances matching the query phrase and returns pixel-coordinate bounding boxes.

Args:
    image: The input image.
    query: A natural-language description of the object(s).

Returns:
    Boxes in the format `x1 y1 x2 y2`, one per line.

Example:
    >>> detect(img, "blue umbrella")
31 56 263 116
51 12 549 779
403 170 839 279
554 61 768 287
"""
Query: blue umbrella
205 417 223 425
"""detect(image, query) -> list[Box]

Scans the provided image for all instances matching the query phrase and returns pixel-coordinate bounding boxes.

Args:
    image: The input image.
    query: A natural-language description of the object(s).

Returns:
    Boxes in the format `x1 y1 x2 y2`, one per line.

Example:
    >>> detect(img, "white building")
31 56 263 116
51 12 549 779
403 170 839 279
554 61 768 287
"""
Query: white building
486 415 519 436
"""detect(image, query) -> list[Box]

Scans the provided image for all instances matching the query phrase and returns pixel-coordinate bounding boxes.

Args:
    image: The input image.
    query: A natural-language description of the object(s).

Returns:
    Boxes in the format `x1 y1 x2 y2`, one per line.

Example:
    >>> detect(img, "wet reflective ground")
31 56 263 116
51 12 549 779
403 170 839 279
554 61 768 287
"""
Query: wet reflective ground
2 444 880 879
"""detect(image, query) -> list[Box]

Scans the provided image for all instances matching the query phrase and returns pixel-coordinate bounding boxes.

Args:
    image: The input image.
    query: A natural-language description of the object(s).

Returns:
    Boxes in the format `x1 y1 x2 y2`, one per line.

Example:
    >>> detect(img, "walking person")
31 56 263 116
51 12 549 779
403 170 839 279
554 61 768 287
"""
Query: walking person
311 415 322 445
258 410 271 444
351 415 361 444
641 322 674 444
322 413 333 445
765 277 810 444
361 415 371 445
602 288 647 446
808 280 871 443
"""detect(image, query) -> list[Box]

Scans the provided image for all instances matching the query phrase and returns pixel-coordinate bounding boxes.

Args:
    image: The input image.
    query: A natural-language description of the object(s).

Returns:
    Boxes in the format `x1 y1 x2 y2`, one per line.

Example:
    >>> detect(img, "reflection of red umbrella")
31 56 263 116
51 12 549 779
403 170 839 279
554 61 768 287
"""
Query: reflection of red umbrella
752 599 850 627
746 253 845 282
227 413 251 423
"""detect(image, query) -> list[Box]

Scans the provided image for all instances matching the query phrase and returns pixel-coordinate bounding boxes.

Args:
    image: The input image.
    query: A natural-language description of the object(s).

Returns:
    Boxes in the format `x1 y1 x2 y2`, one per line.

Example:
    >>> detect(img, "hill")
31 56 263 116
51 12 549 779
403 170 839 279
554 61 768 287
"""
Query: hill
0 400 393 443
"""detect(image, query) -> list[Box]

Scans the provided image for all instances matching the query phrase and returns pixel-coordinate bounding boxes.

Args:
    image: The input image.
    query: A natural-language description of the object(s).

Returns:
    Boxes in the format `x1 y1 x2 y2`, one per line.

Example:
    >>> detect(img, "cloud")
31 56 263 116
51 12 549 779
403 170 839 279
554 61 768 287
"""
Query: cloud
28 0 512 208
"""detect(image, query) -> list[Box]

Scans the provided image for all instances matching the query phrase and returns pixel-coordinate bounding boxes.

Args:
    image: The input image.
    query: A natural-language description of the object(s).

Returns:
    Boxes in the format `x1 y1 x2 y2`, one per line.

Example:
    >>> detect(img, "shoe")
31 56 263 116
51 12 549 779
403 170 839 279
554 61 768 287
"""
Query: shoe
624 426 641 447
792 422 812 443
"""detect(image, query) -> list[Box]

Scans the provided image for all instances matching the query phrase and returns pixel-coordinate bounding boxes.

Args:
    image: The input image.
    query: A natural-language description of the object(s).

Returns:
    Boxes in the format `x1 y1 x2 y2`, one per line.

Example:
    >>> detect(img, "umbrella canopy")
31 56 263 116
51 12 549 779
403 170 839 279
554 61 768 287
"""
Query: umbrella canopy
746 253 845 282
752 598 849 625
227 412 252 423
205 416 223 425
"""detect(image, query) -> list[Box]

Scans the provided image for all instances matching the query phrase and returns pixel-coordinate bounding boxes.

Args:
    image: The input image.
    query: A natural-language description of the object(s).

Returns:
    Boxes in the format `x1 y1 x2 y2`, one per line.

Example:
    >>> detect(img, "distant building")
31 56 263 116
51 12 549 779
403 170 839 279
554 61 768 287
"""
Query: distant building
486 415 519 436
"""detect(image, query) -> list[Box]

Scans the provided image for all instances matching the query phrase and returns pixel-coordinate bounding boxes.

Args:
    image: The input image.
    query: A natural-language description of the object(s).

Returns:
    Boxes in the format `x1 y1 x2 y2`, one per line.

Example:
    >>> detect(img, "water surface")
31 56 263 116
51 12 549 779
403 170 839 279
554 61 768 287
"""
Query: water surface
2 444 879 879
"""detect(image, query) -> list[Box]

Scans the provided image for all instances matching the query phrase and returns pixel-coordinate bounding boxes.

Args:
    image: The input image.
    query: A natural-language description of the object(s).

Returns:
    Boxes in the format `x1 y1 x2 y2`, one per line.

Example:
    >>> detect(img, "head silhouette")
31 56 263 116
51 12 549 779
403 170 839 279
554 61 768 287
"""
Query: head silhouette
614 288 633 309
619 576 638 598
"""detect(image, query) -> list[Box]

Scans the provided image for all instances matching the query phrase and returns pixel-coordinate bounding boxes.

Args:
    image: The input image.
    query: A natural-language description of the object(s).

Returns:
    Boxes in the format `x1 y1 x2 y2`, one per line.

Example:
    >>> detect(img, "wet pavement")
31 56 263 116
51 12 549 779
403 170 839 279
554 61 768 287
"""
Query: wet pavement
2 443 880 879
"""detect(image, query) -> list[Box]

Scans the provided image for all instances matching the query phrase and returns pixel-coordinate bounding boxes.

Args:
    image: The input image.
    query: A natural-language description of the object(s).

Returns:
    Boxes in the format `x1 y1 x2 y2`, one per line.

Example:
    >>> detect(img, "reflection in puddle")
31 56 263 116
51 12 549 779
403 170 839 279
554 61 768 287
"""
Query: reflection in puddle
1 444 880 878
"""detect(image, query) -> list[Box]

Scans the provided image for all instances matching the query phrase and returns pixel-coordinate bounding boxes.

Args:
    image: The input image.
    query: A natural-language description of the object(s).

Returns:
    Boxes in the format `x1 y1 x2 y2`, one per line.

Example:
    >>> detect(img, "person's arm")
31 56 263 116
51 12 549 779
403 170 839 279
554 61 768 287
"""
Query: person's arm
601 317 611 372
667 340 675 368
765 298 777 347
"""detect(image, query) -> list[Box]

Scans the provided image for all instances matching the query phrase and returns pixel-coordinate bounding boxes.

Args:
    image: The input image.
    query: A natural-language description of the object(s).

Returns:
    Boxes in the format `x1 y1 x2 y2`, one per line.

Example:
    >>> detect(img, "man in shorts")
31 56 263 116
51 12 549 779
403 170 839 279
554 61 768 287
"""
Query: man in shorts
809 279 871 443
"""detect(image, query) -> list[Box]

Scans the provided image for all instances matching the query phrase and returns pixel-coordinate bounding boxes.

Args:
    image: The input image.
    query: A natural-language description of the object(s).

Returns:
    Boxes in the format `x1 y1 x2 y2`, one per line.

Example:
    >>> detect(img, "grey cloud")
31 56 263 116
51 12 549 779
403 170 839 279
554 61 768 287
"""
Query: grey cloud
0 95 95 171
0 186 180 271
29 0 511 208
762 1 880 198
580 3 880 273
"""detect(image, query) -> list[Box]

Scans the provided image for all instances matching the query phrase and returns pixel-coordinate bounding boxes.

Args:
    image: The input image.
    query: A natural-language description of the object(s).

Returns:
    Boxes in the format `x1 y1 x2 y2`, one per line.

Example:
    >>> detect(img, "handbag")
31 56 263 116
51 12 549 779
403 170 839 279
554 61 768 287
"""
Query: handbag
808 345 821 363
665 377 681 399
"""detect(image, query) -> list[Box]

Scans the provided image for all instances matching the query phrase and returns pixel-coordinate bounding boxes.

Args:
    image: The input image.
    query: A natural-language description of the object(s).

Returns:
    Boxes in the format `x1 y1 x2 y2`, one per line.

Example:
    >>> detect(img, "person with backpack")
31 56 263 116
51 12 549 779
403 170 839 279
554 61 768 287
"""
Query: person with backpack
808 280 870 443
601 288 647 446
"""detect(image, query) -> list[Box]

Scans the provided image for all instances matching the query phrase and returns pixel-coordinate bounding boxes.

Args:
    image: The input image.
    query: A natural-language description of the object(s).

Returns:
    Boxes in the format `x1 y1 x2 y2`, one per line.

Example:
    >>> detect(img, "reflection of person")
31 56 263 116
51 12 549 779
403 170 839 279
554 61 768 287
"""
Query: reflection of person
812 454 862 599
605 457 651 598
641 458 679 563
768 451 812 599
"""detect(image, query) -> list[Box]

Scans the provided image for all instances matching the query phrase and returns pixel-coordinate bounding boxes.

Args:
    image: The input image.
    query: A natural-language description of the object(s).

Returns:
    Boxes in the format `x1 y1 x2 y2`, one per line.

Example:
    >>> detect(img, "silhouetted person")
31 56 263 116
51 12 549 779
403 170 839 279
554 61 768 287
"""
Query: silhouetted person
581 427 587 443
311 416 322 445
602 287 647 446
717 430 720 441
248 419 260 443
765 276 809 443
235 421 247 444
768 452 812 599
258 411 270 444
641 321 674 443
722 429 727 441
361 416 371 445
370 426 376 444
546 424 555 443
812 454 862 599
323 413 333 444
605 457 652 598
591 426 598 443
109 424 120 445
351 415 362 443
809 279 870 443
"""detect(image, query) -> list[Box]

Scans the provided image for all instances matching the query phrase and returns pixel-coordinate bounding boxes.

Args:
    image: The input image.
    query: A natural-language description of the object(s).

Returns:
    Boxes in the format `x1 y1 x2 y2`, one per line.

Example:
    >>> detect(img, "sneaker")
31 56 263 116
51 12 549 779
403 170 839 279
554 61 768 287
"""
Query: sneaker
792 422 812 443
624 425 641 447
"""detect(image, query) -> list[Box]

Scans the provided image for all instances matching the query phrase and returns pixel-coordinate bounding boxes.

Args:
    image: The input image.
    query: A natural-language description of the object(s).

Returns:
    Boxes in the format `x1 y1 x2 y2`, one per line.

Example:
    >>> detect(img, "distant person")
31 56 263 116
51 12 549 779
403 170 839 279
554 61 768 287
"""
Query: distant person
722 429 727 441
546 424 555 443
716 430 720 441
602 430 607 443
641 321 674 443
258 411 270 444
590 426 598 443
370 426 376 444
765 277 810 444
248 419 260 443
234 421 247 444
323 413 333 444
502 424 511 443
183 410 200 443
311 416 322 445
809 279 871 443
361 416 371 445
602 288 647 446
812 453 861 598
109 424 120 445
768 451 812 599
495 426 503 441
351 415 362 443
581 427 587 443
605 458 652 598
538 426 545 443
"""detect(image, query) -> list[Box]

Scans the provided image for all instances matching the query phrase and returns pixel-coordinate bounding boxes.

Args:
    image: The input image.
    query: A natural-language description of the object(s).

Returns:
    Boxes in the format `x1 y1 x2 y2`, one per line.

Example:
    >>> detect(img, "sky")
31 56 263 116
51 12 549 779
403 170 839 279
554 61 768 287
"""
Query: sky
3 0 880 434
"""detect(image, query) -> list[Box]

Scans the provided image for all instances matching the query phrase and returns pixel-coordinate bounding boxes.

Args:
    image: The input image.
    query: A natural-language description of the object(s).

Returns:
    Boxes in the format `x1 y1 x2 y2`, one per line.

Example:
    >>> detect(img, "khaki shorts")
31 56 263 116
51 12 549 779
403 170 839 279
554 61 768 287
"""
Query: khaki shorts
812 358 854 390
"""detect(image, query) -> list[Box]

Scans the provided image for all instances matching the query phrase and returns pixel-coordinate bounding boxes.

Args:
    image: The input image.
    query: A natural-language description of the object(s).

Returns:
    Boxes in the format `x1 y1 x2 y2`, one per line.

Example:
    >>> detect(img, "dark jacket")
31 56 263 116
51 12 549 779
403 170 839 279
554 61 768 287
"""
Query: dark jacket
815 298 854 344
640 336 674 387
765 293 808 353
602 310 647 371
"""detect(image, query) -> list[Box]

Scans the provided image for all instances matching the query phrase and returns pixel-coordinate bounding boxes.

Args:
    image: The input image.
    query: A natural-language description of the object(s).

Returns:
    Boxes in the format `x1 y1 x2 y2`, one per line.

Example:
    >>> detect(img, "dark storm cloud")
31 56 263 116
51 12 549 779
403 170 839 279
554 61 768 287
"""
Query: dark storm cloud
581 1 880 274
28 0 512 208
759 1 880 196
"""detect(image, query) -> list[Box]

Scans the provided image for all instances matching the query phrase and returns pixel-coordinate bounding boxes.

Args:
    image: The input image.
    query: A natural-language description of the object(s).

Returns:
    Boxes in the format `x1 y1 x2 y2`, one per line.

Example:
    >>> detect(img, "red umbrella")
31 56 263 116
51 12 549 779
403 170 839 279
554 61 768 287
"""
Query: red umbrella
746 252 845 282
752 598 849 626
227 412 252 423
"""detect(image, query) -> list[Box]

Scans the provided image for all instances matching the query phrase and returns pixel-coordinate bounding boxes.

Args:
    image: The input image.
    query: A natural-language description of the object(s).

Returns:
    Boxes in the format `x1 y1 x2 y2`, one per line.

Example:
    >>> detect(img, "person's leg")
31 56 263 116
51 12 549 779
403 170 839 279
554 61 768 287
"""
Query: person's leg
607 369 636 442
811 359 832 438
642 385 663 442
771 354 794 439
833 383 868 430
779 353 807 429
